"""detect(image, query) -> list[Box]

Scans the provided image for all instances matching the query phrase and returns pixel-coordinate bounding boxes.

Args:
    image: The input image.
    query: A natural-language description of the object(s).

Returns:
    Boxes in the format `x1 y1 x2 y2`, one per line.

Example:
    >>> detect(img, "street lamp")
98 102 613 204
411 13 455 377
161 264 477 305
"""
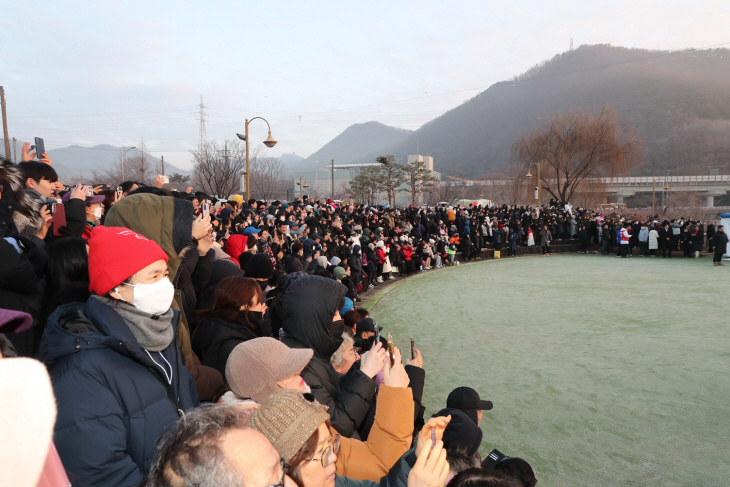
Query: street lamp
121 146 136 181
296 176 309 200
524 161 541 203
236 117 277 202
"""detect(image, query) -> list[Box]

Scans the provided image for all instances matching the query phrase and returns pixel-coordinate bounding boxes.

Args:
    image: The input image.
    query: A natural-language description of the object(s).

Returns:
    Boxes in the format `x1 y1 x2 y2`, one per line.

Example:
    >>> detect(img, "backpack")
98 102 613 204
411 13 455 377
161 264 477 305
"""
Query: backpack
616 229 621 244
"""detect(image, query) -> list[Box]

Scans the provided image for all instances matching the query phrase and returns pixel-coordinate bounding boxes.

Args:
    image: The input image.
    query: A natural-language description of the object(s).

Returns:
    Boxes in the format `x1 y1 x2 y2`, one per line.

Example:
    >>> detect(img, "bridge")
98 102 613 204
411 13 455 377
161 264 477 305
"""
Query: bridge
442 174 730 207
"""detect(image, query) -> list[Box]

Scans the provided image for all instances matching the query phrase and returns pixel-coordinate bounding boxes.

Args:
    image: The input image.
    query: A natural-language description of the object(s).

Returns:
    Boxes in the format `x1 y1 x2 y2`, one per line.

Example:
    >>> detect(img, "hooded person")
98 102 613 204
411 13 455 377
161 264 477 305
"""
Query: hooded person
281 275 380 439
104 192 223 401
196 259 245 311
37 226 199 487
223 234 248 267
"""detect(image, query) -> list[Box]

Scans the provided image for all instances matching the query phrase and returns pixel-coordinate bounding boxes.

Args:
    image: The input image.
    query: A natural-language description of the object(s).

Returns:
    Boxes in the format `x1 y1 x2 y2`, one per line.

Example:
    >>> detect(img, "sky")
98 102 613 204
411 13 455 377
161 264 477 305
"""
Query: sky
3 1 730 170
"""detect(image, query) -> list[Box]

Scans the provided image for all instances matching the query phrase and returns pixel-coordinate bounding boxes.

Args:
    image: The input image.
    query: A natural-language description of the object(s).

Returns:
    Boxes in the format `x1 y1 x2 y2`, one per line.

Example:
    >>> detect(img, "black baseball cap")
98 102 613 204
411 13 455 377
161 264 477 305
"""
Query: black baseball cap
447 386 493 413
355 318 383 334
432 408 483 457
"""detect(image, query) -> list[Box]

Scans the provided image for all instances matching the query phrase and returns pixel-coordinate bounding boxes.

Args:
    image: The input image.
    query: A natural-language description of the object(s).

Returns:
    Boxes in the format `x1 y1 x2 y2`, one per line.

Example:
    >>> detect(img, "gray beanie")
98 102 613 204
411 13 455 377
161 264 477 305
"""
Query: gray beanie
248 389 330 463
225 338 313 403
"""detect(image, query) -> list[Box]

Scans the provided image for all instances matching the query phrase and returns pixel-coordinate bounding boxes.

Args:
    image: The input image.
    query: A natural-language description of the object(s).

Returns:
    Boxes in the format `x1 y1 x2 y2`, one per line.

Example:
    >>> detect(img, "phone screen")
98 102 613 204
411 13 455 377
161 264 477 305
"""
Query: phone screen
34 137 46 158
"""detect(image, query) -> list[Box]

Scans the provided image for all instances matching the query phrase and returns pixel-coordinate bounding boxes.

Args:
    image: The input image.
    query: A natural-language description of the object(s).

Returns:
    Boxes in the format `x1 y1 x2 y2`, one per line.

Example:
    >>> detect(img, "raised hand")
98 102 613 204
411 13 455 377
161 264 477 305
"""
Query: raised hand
383 346 410 388
415 415 452 457
408 436 450 487
359 341 388 378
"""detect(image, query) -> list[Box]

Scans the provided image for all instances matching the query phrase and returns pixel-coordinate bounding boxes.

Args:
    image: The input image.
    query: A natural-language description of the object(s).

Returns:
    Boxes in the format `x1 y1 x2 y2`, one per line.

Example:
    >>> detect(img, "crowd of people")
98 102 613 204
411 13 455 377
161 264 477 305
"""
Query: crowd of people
1 147 728 486
0 150 540 487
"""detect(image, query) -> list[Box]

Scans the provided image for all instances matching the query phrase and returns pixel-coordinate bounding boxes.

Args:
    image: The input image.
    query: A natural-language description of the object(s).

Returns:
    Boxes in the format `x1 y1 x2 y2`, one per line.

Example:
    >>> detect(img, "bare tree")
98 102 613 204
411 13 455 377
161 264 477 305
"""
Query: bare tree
513 107 641 205
403 160 439 206
192 139 245 197
249 144 286 201
92 141 156 186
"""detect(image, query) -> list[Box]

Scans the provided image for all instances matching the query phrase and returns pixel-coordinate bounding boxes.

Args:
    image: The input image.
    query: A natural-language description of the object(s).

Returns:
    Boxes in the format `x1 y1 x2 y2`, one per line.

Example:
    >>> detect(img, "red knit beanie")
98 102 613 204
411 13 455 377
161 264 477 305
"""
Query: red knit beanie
88 226 169 296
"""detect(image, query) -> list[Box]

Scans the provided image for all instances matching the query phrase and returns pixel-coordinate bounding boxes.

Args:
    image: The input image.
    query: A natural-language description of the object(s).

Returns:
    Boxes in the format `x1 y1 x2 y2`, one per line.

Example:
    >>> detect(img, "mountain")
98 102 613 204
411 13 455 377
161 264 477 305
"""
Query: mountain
324 45 730 177
303 121 412 167
279 153 306 166
0 144 193 182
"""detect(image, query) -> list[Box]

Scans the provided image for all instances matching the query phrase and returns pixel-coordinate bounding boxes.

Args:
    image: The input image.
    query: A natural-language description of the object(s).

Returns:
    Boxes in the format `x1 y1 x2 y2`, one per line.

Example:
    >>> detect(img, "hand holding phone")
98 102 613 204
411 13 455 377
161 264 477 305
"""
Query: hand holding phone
33 137 46 161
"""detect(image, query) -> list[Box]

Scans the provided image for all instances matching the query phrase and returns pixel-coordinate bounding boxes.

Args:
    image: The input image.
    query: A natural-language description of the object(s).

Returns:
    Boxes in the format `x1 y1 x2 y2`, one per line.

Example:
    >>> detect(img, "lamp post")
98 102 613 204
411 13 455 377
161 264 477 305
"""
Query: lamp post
296 177 309 200
524 161 541 203
236 117 277 202
121 146 136 181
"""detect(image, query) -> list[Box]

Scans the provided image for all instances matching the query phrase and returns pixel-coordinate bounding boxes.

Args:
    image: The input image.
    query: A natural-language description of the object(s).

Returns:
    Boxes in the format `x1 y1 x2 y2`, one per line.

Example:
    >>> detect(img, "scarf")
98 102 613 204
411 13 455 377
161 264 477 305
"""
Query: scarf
93 295 175 352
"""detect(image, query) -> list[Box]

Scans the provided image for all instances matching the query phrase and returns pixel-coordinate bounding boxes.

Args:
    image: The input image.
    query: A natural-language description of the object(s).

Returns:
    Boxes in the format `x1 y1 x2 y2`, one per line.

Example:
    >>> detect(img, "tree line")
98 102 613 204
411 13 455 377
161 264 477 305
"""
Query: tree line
347 155 439 206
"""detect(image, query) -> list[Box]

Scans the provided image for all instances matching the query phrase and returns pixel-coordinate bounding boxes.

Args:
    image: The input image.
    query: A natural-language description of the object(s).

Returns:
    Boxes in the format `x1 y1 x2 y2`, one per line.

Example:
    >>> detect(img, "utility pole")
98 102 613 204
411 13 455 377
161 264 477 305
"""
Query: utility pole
330 159 334 200
1 87 10 160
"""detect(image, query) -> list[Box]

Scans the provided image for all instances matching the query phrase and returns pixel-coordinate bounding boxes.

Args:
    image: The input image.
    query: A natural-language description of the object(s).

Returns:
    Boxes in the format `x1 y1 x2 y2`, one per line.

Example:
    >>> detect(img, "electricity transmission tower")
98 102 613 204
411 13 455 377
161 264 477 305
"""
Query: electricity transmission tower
198 95 207 153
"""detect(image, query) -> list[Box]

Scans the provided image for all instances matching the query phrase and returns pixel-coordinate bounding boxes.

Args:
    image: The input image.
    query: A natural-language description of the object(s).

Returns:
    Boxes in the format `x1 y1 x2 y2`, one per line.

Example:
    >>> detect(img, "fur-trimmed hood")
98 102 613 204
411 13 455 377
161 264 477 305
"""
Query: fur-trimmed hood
0 159 40 238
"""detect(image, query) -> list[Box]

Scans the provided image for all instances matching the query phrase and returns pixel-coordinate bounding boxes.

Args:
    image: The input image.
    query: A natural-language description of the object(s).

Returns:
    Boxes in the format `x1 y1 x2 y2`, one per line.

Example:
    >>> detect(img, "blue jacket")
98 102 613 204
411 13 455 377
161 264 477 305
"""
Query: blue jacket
38 297 199 487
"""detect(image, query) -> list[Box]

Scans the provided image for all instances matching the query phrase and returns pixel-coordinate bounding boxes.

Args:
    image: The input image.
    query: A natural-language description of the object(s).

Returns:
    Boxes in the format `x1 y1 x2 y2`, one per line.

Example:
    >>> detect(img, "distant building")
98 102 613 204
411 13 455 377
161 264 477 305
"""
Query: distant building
407 154 434 171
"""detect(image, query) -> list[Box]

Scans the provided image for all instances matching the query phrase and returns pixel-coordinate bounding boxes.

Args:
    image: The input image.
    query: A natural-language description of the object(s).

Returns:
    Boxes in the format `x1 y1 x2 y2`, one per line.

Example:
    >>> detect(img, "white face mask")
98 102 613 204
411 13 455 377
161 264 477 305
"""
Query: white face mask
93 206 103 220
122 277 175 315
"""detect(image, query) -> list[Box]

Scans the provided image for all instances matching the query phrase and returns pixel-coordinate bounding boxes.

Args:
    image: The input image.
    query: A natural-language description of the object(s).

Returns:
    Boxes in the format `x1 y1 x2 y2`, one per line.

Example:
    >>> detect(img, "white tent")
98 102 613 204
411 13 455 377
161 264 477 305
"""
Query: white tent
720 213 730 258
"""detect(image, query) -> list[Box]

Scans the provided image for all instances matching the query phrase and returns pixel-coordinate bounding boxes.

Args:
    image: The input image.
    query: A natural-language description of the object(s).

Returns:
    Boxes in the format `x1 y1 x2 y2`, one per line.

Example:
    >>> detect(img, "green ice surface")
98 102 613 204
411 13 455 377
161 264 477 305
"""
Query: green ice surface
368 255 730 487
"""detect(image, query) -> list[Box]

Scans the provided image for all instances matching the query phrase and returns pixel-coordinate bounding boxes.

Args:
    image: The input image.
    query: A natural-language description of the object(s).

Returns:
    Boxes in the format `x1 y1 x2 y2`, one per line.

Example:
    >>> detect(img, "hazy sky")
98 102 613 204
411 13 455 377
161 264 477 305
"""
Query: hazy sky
3 1 729 170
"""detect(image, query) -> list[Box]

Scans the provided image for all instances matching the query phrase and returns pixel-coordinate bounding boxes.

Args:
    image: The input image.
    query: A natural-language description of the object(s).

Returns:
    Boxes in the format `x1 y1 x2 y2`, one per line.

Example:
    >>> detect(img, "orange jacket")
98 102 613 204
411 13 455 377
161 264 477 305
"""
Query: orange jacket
334 385 414 480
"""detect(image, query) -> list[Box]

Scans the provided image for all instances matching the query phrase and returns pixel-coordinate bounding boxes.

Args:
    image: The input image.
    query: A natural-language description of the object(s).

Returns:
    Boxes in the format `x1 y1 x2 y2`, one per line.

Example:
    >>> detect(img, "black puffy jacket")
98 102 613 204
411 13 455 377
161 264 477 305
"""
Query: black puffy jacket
282 275 376 438
191 314 263 377
37 297 199 487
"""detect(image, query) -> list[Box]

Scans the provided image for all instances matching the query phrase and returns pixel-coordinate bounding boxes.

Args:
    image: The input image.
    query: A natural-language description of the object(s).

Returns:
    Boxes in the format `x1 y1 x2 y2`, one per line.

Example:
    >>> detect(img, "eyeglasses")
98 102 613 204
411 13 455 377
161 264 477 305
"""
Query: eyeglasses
305 434 340 468
264 456 287 487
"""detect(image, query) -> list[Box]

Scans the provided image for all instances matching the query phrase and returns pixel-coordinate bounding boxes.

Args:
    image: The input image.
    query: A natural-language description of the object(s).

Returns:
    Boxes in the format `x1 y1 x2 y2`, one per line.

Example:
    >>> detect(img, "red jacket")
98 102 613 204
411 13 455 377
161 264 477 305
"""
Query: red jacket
224 234 248 266
402 246 413 261
376 248 386 264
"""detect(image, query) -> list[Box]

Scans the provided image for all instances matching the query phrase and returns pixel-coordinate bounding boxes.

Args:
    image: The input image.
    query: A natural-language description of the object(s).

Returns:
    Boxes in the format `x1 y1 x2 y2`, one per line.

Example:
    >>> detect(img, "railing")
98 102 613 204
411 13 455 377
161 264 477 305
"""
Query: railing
444 175 730 187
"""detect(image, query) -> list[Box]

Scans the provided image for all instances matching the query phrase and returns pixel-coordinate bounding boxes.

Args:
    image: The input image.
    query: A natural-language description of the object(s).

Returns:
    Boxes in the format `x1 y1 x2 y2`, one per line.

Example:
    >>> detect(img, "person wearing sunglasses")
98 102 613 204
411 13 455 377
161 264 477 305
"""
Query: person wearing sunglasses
248 389 452 487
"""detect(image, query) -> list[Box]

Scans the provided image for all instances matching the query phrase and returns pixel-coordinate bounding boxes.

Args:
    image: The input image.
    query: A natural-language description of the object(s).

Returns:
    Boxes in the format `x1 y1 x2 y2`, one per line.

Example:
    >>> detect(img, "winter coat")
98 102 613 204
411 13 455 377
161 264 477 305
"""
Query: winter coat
714 230 728 254
191 314 265 377
363 247 377 272
37 297 199 487
639 227 649 243
282 275 376 438
349 245 363 277
692 229 704 252
223 234 248 267
335 448 415 487
508 231 518 250
336 385 414 481
285 253 305 273
527 229 535 246
540 229 551 247
648 229 659 250
104 193 224 401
